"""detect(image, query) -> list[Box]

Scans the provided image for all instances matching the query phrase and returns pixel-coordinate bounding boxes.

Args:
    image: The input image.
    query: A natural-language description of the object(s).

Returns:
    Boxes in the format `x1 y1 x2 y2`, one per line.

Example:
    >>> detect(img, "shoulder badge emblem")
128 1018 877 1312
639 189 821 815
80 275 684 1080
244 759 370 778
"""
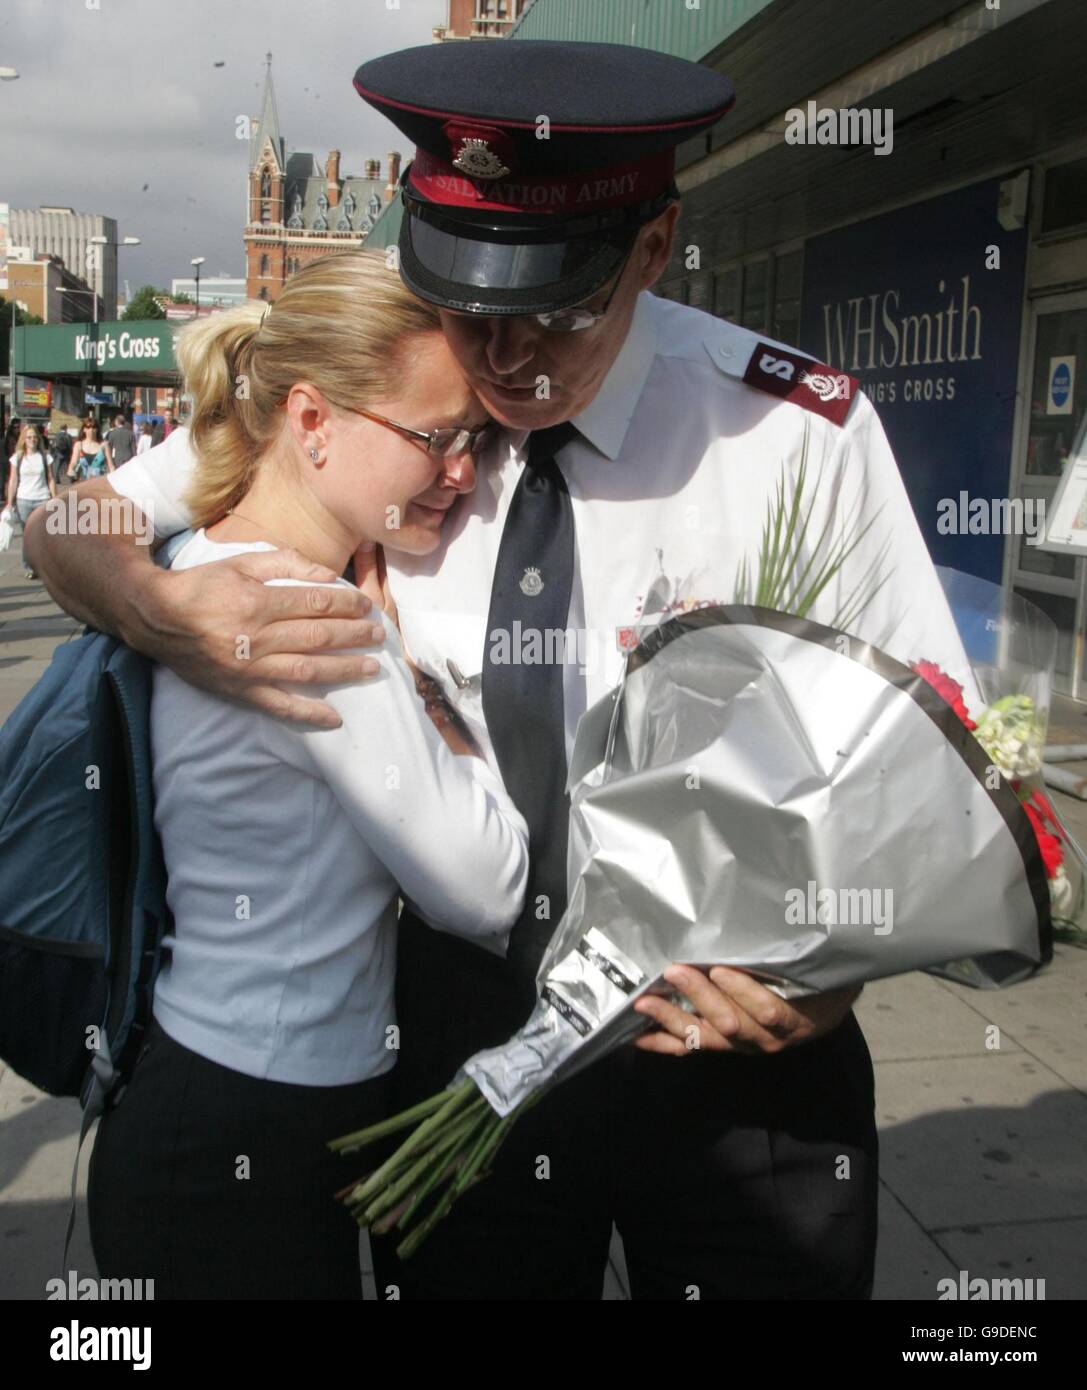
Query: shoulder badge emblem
741 342 859 426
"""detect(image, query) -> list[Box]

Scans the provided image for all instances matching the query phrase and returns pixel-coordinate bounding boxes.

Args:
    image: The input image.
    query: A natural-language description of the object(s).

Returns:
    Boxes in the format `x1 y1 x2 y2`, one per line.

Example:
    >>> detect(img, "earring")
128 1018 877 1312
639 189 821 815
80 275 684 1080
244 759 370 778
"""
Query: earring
310 448 320 461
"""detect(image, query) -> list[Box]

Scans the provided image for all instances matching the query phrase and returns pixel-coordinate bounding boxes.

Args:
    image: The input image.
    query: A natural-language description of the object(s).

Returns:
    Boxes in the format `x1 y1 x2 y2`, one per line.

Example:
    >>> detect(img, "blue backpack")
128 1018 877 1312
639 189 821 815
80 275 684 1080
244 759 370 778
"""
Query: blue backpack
0 631 168 1111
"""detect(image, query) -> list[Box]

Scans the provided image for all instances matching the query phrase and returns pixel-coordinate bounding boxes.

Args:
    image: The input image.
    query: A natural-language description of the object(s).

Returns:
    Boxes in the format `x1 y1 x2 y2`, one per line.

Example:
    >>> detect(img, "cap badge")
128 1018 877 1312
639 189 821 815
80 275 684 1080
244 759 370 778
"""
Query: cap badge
453 137 511 181
519 567 544 597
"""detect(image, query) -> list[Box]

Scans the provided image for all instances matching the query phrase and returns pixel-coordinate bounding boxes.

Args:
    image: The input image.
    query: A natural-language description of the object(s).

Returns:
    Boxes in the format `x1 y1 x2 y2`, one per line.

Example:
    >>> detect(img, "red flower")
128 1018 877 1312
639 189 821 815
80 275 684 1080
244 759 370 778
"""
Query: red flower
1023 800 1064 878
910 660 977 730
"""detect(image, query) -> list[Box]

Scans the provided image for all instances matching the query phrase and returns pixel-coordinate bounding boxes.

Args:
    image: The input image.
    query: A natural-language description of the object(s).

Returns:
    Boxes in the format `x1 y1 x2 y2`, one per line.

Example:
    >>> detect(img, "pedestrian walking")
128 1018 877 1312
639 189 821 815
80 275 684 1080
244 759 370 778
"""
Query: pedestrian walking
50 426 74 485
105 413 136 467
6 422 57 578
72 420 113 480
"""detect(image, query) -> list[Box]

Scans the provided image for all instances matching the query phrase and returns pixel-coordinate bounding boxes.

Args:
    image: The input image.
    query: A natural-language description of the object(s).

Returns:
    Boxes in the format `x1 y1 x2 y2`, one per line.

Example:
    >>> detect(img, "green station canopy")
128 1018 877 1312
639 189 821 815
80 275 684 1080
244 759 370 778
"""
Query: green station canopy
13 320 181 384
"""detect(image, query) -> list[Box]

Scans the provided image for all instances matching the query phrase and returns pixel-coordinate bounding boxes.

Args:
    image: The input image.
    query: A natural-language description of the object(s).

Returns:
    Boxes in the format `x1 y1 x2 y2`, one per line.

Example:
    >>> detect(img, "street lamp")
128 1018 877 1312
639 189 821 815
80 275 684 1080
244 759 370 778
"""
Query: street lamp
191 256 206 317
87 234 140 319
56 286 99 324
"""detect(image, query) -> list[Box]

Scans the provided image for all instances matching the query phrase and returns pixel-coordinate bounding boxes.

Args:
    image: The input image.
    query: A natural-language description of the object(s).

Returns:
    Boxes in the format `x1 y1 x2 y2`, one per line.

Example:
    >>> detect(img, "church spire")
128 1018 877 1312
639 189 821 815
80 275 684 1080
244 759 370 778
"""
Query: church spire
251 51 285 172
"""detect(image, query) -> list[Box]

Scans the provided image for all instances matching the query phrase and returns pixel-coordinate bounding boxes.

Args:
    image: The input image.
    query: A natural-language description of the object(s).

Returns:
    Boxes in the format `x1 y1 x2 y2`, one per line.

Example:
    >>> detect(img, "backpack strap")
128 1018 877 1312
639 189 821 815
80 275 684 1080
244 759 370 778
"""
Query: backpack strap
62 1040 115 1269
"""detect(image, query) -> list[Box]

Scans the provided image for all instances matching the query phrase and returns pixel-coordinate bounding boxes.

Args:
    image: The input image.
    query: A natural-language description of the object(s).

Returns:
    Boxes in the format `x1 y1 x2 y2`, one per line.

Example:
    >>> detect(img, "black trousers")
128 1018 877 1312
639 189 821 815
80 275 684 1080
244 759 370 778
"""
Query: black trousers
372 912 879 1301
87 1017 392 1300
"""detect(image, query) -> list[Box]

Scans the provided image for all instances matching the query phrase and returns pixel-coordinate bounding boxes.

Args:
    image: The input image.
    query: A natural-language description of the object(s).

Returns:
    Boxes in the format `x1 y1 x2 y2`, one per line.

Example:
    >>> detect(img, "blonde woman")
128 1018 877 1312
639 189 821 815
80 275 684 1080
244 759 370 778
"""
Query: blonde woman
87 252 529 1300
6 423 57 577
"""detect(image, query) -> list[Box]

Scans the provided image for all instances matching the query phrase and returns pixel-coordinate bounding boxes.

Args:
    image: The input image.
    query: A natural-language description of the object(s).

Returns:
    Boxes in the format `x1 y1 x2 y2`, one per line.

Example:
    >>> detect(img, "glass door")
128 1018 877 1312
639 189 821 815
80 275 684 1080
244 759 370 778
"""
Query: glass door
1012 292 1087 696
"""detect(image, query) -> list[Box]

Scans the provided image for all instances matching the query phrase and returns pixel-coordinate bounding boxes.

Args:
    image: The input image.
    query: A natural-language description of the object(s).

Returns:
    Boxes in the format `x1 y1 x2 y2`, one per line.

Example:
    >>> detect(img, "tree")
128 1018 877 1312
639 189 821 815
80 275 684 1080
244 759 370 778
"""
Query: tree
0 302 45 375
121 286 168 321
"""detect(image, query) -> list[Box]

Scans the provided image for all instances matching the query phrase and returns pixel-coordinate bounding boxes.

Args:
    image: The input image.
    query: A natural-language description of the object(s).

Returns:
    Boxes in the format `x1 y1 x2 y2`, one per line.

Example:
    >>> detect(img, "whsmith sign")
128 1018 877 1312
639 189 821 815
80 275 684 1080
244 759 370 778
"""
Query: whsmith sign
13 320 179 377
799 176 1028 585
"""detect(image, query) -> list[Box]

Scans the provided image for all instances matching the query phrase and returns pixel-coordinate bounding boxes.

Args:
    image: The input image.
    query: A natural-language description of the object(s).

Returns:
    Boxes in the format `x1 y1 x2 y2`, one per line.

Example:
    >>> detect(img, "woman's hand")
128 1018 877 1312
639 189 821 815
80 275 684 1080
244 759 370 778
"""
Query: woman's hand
351 540 478 755
415 674 481 757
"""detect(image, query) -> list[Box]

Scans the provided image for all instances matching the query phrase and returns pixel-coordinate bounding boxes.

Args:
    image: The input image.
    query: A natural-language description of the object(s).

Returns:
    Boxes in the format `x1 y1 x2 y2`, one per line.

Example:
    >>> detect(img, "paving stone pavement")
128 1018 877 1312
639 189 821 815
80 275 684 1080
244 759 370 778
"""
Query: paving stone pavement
1 547 1085 1300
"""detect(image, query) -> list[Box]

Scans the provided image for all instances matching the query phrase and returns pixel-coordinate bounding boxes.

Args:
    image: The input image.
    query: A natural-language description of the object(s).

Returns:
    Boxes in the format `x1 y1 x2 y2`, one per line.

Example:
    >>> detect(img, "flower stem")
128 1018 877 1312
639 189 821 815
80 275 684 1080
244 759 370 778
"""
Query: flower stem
360 1105 486 1227
328 1085 462 1155
341 1080 479 1207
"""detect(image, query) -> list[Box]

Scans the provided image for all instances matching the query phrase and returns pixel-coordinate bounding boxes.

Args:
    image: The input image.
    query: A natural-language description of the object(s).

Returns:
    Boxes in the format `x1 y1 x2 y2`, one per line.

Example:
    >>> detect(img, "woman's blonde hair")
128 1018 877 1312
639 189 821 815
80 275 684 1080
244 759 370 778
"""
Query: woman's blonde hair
174 250 443 528
14 424 41 457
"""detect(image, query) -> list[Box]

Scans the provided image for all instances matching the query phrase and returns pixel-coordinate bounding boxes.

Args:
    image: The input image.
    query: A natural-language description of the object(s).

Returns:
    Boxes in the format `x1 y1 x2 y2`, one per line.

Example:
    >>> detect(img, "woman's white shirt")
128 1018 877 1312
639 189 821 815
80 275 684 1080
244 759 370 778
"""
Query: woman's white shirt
136 434 152 455
150 529 529 1085
9 452 52 502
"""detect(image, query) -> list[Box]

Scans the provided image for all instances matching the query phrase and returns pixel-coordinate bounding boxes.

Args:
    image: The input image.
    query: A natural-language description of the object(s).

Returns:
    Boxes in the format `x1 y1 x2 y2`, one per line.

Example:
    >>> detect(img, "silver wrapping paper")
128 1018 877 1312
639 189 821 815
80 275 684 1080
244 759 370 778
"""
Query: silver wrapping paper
464 606 1049 1116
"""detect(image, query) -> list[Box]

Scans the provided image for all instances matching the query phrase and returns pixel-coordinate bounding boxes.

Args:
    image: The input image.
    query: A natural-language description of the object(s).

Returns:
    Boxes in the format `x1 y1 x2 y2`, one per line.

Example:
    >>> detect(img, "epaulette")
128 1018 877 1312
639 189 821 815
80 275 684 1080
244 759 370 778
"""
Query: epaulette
703 325 860 427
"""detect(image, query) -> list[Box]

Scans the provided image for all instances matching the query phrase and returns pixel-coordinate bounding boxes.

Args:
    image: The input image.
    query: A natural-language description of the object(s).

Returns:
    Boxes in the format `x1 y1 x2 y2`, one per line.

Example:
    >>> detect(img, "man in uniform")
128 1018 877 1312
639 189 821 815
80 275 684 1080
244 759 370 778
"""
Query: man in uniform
28 41 971 1299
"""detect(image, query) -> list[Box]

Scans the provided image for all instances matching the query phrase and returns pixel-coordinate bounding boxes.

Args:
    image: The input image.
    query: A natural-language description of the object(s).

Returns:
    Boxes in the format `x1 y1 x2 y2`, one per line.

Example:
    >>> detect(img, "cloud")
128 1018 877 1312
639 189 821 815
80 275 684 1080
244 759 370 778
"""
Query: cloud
1 0 445 295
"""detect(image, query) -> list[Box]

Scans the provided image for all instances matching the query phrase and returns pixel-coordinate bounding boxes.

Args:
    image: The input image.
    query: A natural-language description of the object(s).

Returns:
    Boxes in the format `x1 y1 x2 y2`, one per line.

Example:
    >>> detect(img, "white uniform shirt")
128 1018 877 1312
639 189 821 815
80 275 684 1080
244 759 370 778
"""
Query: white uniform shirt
110 292 978 768
147 529 528 1084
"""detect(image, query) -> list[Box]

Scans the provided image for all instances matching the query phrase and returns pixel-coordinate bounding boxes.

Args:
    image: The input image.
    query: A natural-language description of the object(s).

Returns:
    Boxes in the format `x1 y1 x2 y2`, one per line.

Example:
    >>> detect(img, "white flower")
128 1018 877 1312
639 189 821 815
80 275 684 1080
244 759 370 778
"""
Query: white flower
1050 865 1075 919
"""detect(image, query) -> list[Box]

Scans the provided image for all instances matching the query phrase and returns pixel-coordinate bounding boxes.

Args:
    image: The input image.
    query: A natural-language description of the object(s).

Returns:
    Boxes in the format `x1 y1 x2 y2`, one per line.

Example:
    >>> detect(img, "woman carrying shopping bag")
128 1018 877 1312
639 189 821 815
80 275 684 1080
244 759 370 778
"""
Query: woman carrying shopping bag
6 423 57 578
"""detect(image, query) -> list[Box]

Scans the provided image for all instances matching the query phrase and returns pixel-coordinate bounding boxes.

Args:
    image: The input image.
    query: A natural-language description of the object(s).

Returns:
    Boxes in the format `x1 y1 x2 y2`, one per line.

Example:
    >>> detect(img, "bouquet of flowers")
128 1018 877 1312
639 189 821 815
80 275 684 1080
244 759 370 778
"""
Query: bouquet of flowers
331 441 1057 1258
914 567 1085 961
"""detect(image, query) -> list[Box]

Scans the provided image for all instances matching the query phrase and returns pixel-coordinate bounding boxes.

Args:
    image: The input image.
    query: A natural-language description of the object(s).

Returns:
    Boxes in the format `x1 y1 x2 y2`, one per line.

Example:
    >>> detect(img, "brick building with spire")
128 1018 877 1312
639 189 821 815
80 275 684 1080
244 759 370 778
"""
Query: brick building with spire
244 54 400 302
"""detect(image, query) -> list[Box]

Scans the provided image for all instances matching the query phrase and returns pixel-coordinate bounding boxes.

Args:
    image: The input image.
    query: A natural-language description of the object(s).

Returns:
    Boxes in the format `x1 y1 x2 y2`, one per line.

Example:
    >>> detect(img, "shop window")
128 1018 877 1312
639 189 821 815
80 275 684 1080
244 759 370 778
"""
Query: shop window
1025 309 1087 478
740 260 769 333
1017 533 1077 581
1042 158 1087 235
687 274 712 310
713 268 740 321
772 250 803 346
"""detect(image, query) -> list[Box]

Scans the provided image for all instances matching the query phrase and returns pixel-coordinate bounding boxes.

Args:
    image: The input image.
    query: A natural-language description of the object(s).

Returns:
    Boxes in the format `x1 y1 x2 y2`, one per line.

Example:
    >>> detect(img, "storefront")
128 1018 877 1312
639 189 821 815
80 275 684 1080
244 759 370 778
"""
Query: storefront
646 0 1087 694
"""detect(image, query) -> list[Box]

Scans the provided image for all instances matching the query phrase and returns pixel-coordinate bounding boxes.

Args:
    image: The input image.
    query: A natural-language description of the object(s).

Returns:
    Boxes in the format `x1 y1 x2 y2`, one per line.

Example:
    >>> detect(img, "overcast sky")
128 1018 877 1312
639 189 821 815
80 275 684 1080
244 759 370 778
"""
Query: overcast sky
1 0 448 296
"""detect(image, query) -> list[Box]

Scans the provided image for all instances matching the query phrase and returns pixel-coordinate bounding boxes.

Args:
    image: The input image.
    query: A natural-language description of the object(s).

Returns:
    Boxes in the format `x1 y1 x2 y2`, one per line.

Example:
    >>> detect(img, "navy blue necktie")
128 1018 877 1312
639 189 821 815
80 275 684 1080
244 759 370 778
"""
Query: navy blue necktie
482 422 579 981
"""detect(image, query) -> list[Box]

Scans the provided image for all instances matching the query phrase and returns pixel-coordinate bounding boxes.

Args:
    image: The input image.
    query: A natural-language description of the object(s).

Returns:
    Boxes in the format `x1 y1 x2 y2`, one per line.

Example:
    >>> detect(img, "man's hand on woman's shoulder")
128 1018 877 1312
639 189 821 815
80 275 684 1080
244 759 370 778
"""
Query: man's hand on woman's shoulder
146 548 386 728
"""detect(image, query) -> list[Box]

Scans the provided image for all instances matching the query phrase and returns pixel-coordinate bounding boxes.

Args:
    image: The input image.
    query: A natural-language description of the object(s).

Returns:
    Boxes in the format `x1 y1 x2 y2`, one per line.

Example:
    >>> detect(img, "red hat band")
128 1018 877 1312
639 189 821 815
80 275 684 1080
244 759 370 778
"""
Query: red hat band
407 147 676 216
